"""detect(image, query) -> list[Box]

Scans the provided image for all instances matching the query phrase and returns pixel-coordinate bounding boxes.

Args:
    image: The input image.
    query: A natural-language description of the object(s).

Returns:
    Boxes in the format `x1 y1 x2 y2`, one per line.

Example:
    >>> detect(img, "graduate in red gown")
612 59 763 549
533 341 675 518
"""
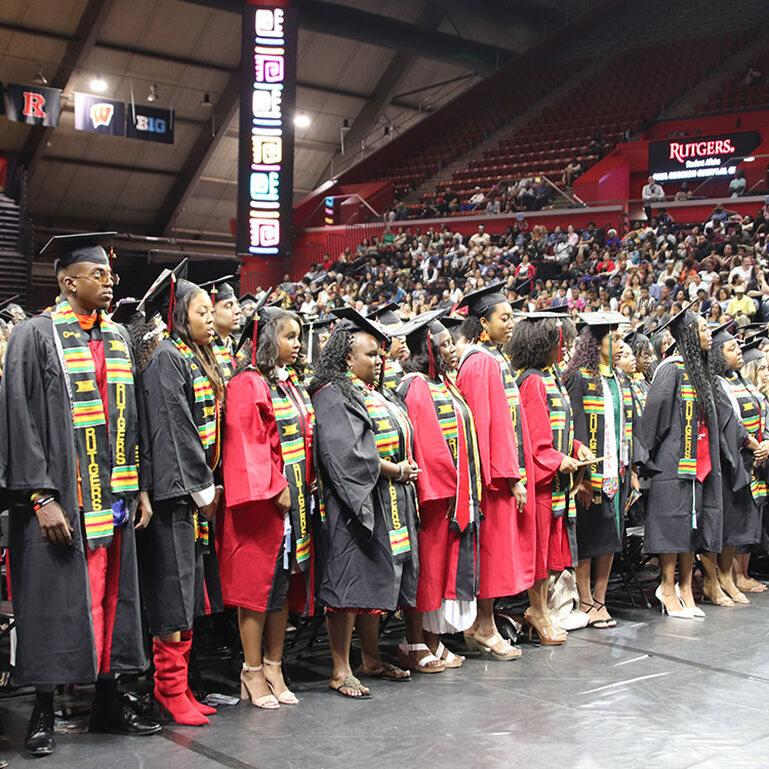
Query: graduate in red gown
455 284 535 660
509 311 595 643
397 309 482 672
219 305 314 709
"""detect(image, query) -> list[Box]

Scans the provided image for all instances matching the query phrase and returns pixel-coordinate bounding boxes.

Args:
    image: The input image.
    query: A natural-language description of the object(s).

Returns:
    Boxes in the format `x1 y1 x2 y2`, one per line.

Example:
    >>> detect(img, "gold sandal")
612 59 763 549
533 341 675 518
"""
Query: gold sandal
263 658 299 705
240 664 279 709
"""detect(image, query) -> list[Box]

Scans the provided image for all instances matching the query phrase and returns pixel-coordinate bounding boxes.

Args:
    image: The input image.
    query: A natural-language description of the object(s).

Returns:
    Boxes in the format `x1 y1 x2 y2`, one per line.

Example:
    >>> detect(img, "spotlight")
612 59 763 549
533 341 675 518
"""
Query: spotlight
90 74 108 93
294 114 311 128
200 92 212 108
146 83 159 103
32 66 48 86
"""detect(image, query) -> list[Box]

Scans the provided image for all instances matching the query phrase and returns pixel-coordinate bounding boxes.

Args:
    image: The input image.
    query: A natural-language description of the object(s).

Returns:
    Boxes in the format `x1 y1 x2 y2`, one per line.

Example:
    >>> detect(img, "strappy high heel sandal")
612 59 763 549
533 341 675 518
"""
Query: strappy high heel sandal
240 664 280 710
263 658 299 705
522 610 567 645
473 633 522 661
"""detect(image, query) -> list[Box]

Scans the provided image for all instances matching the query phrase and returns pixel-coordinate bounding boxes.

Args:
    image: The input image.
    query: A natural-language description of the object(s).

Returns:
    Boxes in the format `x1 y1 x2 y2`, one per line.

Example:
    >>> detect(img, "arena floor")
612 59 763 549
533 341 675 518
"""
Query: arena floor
1 580 768 769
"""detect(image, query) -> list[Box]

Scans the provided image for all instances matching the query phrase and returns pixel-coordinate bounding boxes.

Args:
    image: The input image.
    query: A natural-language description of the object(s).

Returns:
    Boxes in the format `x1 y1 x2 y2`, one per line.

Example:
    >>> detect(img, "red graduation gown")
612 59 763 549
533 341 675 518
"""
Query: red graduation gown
456 349 536 599
402 375 478 612
518 374 582 578
218 370 289 613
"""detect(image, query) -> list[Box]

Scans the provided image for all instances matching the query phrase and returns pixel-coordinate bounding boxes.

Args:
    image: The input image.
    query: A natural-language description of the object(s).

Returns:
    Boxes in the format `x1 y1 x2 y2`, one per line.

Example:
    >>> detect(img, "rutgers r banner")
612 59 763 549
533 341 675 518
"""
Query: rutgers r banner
3 83 62 127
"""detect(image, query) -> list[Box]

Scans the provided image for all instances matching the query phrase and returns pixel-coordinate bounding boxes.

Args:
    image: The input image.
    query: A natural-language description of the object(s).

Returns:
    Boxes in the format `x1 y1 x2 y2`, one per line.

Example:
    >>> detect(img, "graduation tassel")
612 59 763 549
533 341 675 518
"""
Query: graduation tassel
427 329 436 380
108 246 116 312
251 314 259 368
557 321 563 364
378 342 386 392
167 273 176 334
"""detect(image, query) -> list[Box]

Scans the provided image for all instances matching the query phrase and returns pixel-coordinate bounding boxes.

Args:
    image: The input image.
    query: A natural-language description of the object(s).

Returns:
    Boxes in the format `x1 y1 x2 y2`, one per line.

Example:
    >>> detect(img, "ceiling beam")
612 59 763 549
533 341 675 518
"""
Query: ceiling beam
20 0 118 178
175 0 514 74
41 155 178 176
150 69 240 235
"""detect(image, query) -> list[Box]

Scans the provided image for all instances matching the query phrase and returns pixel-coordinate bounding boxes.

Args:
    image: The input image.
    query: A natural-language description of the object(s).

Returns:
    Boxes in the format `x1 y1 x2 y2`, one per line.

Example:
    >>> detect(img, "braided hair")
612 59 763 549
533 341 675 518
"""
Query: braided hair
308 328 356 402
678 320 715 423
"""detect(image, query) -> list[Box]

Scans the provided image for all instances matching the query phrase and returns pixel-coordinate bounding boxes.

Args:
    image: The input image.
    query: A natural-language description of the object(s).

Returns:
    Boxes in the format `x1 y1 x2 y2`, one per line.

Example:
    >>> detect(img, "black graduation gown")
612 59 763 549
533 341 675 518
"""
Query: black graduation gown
566 369 632 560
138 337 215 634
0 315 147 686
641 360 723 554
714 377 760 548
312 383 418 611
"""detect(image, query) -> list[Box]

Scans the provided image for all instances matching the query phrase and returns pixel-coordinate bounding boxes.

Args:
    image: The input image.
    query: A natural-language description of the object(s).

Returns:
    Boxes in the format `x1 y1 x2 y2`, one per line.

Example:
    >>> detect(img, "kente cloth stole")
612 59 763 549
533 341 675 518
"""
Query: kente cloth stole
631 373 649 413
270 370 315 569
51 298 139 550
727 374 767 502
480 341 527 485
351 374 413 561
212 337 235 382
381 358 402 391
170 337 221 470
675 362 698 480
579 367 632 496
537 368 577 520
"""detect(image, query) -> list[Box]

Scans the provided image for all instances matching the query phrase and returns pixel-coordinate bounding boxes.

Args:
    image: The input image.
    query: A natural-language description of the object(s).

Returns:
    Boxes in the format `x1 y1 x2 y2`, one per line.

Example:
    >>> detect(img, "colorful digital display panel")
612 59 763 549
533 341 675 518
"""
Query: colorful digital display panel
237 2 297 258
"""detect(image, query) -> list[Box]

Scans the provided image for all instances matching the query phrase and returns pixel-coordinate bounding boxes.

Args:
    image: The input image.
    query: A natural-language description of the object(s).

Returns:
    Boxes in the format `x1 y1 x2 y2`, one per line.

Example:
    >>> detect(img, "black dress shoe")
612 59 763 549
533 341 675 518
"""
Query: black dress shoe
88 694 161 736
25 703 55 757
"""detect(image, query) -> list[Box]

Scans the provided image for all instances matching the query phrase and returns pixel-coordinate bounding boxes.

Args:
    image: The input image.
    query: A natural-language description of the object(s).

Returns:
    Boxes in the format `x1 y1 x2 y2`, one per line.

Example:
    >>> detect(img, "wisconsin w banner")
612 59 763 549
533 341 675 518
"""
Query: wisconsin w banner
74 92 125 136
5 83 62 127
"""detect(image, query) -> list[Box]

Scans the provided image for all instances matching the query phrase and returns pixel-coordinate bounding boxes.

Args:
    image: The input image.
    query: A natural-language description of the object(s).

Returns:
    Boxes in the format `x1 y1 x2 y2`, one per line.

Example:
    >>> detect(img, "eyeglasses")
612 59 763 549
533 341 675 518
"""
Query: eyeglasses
71 268 120 285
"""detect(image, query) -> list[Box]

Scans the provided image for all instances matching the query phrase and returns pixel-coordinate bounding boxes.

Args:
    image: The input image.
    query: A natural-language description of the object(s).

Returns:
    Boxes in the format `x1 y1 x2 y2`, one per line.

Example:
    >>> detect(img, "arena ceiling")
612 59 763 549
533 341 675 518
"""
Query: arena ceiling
0 0 595 243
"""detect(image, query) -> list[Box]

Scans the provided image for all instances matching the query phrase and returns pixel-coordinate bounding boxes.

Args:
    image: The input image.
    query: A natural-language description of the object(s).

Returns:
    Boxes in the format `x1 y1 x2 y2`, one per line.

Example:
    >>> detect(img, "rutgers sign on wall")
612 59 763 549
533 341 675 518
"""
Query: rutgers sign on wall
648 130 761 182
4 83 62 127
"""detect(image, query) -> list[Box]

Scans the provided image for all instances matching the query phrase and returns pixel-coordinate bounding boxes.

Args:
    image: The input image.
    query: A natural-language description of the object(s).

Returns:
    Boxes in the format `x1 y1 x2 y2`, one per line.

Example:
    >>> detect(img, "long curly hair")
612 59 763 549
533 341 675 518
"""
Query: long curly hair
308 328 356 402
234 309 307 385
678 320 715 422
402 326 450 378
507 317 577 370
563 328 601 384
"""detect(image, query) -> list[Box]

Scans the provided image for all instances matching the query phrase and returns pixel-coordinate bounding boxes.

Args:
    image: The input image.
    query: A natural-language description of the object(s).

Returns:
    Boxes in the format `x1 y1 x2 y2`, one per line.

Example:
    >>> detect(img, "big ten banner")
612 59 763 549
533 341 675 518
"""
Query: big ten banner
127 104 174 144
4 83 62 127
74 93 125 136
648 131 761 182
237 2 298 258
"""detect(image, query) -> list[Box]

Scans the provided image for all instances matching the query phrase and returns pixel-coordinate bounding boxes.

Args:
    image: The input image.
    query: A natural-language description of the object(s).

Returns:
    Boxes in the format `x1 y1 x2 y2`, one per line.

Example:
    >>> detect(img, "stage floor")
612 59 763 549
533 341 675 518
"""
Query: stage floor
1 586 769 769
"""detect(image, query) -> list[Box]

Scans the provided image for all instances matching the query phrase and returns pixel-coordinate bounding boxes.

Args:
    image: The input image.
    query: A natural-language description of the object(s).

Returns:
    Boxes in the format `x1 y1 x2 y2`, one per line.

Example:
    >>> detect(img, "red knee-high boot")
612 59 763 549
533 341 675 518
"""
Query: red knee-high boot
152 638 210 726
180 631 217 716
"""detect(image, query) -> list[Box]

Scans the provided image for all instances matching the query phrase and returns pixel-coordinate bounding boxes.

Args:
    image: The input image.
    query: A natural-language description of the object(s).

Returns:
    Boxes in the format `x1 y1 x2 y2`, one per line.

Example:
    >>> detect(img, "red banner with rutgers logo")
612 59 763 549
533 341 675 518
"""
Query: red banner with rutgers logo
4 83 62 127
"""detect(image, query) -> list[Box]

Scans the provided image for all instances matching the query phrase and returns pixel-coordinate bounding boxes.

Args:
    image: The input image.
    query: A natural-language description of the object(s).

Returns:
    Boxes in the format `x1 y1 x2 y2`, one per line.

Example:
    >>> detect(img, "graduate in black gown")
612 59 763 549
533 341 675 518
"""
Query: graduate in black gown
309 308 419 698
642 306 721 618
138 263 225 725
564 312 640 629
701 323 767 607
0 234 160 757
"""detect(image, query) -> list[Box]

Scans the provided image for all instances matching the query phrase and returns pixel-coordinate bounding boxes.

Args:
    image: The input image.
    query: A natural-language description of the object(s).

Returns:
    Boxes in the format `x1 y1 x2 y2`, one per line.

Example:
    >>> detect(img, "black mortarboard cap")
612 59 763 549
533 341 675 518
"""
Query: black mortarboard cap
41 232 115 274
200 275 236 304
711 320 736 347
331 307 389 343
234 288 274 357
653 299 698 340
578 311 628 337
368 301 402 328
741 338 765 364
398 309 449 343
110 298 142 325
239 293 257 305
510 297 527 311
624 329 649 347
139 259 200 329
456 282 508 317
440 315 465 330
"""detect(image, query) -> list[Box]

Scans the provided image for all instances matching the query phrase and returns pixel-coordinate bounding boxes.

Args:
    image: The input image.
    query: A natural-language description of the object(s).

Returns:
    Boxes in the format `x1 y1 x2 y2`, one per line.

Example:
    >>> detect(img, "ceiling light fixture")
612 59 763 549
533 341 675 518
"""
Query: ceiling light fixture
294 114 311 128
200 92 212 108
32 66 48 86
90 74 108 93
146 83 159 103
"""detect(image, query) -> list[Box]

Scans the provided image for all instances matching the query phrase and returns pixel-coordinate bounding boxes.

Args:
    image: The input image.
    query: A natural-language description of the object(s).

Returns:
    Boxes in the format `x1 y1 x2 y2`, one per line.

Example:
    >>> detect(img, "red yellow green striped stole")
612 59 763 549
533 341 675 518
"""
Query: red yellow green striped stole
725 373 767 502
170 337 221 468
270 369 315 568
481 341 527 485
579 367 633 493
351 374 413 560
212 336 235 382
676 362 698 479
541 368 576 519
51 297 139 549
